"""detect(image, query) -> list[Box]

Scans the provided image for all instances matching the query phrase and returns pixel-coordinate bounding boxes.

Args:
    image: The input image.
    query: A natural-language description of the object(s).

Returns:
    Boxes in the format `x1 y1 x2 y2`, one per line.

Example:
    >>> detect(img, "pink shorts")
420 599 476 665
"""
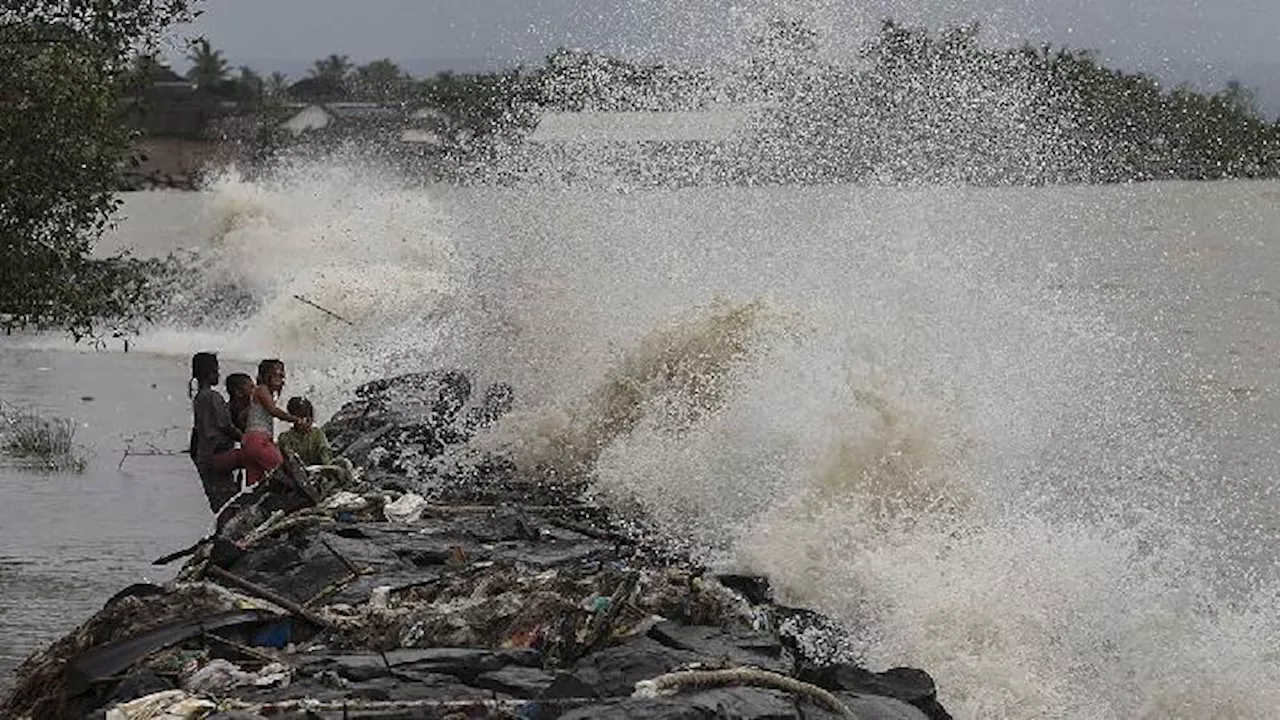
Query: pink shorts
241 431 283 486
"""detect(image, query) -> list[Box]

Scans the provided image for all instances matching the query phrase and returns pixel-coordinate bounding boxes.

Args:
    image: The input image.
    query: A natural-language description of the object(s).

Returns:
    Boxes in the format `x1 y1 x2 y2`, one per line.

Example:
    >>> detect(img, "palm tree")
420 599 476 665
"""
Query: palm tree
265 71 291 102
235 66 264 103
304 54 352 99
310 54 352 85
185 38 229 92
354 58 407 102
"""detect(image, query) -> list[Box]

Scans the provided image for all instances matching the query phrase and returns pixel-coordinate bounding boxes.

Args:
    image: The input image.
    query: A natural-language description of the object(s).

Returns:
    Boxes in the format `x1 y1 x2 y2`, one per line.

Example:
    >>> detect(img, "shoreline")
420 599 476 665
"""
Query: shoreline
0 370 952 720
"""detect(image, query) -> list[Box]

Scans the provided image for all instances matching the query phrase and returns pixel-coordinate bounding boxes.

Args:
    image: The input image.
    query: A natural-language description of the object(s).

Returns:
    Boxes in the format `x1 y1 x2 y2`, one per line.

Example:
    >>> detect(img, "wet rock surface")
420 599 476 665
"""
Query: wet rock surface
1 372 952 720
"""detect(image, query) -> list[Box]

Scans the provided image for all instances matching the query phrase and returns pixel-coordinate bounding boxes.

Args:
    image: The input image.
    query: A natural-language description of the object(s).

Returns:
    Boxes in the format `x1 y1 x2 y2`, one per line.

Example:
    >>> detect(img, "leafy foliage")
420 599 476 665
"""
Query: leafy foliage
0 0 196 340
252 19 1280 185
760 19 1280 184
185 38 227 91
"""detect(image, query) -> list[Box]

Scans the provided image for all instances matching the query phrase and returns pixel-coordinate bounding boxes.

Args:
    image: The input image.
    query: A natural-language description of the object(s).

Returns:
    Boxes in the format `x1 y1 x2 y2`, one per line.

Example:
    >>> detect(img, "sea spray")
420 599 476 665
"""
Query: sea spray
47 12 1280 714
498 298 773 480
126 161 470 419
73 158 1280 720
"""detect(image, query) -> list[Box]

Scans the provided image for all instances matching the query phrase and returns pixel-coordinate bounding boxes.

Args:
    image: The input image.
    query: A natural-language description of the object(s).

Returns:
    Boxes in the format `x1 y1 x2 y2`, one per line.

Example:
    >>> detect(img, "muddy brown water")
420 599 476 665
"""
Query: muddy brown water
0 346 212 690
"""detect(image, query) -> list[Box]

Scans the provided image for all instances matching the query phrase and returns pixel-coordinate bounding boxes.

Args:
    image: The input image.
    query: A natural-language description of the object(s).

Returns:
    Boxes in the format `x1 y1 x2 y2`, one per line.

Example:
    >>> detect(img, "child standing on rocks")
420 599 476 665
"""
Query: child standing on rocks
243 359 309 486
225 372 254 433
188 352 244 513
277 396 334 467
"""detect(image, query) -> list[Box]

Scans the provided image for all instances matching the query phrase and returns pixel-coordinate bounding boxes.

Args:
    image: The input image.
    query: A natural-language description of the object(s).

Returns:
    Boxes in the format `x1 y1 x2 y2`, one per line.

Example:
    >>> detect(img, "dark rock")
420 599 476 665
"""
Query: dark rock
348 683 393 701
105 667 173 705
103 584 167 608
684 688 797 719
337 423 396 465
561 688 796 720
557 698 710 720
389 647 542 678
2 370 954 720
541 672 603 701
814 693 932 720
796 664 949 720
472 665 557 696
569 636 706 699
715 574 773 605
647 622 789 674
241 668 490 705
772 607 857 668
209 537 246 568
327 370 473 455
452 509 542 543
302 648 542 685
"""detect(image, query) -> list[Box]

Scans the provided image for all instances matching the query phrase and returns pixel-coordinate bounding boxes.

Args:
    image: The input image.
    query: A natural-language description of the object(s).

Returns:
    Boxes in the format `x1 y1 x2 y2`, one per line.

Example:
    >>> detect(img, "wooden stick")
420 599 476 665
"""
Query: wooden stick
153 538 209 566
292 294 355 325
319 538 364 577
304 571 361 608
118 447 186 470
201 632 281 666
206 565 332 629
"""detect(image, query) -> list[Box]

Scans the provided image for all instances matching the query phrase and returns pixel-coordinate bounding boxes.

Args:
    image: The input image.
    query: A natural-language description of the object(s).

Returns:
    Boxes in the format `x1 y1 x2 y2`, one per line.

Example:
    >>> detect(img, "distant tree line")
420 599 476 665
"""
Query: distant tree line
7 1 1280 344
760 20 1280 184
167 21 1280 184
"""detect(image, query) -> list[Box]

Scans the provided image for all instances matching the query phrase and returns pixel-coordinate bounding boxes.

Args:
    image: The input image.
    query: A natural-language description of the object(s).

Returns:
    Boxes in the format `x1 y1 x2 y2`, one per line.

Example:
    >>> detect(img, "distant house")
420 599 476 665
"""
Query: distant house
399 128 444 145
120 76 207 138
520 108 758 185
527 109 750 145
281 105 335 136
279 102 406 139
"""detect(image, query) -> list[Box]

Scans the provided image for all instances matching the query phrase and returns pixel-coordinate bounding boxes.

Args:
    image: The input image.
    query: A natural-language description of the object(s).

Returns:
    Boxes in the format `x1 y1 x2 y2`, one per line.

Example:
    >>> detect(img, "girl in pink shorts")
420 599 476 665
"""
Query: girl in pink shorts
242 358 311 486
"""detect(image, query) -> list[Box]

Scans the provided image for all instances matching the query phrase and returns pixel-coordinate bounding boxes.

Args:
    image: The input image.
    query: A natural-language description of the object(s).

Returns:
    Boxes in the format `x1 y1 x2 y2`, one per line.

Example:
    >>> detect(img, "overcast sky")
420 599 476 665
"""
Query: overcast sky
166 0 1278 96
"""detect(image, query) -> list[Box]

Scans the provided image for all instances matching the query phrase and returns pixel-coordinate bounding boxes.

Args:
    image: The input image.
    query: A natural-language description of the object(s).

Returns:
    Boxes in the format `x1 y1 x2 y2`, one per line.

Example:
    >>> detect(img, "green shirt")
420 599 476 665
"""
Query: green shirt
277 426 333 466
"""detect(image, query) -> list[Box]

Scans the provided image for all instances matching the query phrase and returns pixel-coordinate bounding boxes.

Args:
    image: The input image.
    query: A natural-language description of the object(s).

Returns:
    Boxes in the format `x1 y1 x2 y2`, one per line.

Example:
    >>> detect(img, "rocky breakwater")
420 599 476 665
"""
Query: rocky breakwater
1 371 952 720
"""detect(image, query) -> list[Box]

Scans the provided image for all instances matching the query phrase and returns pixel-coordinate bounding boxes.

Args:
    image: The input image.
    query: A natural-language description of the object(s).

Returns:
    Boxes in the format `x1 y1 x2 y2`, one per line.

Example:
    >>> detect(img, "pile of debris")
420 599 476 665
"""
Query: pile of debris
1 371 952 720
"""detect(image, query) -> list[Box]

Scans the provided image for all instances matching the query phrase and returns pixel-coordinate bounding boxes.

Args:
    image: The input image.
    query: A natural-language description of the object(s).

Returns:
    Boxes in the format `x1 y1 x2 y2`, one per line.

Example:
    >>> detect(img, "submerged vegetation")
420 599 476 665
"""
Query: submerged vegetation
0 401 87 473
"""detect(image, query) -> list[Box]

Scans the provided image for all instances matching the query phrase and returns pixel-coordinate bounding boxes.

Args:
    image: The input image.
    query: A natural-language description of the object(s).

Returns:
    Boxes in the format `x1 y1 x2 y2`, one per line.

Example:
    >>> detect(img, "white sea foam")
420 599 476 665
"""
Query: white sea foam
80 163 1280 719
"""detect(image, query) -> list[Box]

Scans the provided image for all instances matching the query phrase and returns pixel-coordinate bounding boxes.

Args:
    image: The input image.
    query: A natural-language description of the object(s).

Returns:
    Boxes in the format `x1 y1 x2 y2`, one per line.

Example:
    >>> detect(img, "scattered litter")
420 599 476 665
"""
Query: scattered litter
384 491 428 522
320 490 368 513
1 371 950 720
104 690 215 720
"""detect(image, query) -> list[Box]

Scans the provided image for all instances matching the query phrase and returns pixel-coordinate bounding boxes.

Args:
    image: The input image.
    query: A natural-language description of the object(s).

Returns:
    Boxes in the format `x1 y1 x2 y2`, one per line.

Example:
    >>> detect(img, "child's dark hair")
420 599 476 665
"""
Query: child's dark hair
225 373 252 395
286 396 314 419
190 352 218 397
257 358 284 385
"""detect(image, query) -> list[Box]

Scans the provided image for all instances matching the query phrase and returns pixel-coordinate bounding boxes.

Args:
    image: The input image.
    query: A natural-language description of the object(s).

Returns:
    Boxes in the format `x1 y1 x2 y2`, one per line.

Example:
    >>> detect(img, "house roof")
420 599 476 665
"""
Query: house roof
326 102 402 119
527 109 751 144
400 128 442 144
281 105 333 136
279 103 405 136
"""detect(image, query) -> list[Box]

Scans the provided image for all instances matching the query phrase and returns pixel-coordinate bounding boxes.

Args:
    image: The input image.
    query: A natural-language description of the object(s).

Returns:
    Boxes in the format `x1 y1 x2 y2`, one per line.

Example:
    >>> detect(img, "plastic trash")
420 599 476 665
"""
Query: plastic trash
370 585 393 610
383 492 428 523
105 690 216 720
320 490 368 513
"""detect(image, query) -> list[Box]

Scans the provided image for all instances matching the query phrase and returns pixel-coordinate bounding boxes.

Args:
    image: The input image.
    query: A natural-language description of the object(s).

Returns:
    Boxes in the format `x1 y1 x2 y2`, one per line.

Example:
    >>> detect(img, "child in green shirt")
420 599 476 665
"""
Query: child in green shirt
277 397 334 466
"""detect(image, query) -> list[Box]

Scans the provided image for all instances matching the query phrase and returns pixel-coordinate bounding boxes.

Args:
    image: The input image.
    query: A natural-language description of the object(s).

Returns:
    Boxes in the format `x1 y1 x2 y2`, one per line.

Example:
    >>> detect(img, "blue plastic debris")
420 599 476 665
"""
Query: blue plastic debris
251 619 293 648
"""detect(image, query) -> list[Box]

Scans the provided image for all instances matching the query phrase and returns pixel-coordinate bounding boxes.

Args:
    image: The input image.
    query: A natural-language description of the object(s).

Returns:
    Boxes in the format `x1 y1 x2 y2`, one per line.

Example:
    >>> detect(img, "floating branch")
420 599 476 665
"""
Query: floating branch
119 425 187 469
292 294 355 325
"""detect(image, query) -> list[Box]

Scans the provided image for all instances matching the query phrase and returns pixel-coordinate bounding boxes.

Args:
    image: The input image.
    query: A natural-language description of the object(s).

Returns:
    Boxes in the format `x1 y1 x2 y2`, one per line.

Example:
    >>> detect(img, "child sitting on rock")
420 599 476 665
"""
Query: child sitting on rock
277 396 334 467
